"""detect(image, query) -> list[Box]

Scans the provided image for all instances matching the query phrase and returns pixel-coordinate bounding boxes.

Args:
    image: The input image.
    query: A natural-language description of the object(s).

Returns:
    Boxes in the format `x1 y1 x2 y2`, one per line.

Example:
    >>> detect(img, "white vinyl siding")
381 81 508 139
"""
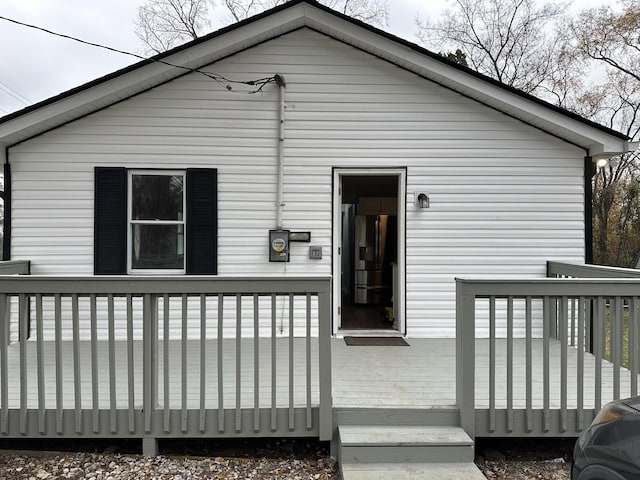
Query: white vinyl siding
8 28 585 338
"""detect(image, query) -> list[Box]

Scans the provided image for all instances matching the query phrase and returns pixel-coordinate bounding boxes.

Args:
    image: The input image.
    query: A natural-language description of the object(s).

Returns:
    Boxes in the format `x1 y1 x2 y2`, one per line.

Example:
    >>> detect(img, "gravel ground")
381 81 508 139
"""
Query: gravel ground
475 437 575 479
0 439 339 480
0 437 575 479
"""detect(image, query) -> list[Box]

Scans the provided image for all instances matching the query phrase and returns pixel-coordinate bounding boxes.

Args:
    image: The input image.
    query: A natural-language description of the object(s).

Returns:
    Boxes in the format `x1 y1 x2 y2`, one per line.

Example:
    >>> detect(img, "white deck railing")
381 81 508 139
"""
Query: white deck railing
457 271 640 438
0 276 333 446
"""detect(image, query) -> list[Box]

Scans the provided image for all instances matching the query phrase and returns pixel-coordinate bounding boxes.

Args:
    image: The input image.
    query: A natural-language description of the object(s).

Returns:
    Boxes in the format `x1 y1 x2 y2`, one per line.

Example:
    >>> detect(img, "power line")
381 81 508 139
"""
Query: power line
0 15 276 94
0 80 32 105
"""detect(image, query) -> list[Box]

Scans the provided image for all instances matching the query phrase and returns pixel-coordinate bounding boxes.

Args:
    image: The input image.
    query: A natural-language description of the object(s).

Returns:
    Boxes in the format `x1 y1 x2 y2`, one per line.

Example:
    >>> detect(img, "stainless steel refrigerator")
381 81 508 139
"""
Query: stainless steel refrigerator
354 214 391 305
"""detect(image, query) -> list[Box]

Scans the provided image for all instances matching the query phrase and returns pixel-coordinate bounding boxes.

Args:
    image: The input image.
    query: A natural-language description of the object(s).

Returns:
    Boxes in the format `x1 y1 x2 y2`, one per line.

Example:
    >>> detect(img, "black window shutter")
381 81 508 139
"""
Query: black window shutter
186 169 217 275
94 167 127 274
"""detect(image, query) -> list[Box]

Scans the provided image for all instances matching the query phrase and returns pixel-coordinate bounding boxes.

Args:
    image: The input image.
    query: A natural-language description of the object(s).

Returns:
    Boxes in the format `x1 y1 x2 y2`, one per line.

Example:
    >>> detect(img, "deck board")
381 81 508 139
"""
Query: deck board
333 338 640 410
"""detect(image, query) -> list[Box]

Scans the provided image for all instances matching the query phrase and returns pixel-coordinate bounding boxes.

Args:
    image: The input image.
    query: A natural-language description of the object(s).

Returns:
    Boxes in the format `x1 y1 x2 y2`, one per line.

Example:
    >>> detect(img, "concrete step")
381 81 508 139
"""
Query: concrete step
338 425 474 464
341 462 486 480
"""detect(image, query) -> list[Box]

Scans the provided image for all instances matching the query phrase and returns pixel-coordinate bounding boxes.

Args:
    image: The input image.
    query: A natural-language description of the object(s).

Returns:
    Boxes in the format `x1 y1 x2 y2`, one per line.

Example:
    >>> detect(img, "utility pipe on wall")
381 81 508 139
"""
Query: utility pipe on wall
275 74 286 231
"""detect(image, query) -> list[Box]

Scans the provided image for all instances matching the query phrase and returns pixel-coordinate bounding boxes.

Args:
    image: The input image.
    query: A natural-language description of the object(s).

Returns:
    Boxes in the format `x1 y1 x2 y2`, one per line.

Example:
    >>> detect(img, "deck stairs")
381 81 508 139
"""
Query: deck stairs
336 407 485 479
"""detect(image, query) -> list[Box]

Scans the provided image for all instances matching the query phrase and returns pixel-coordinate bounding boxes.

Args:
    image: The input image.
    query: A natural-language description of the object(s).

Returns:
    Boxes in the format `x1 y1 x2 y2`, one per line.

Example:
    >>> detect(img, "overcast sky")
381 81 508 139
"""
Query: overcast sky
0 0 614 116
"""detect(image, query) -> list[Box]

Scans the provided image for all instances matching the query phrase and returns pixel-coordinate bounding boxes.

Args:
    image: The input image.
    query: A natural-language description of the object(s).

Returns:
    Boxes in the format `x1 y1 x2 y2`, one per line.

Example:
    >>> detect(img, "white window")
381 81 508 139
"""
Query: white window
128 170 186 274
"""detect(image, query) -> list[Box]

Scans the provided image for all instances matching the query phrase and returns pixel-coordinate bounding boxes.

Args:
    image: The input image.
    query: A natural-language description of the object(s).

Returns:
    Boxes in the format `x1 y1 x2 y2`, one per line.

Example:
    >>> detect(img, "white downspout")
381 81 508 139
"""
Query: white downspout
275 74 286 230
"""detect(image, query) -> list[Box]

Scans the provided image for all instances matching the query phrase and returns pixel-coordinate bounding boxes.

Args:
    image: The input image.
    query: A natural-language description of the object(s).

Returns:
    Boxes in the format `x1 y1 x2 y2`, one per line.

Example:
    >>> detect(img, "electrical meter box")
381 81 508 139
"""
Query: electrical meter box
269 230 290 262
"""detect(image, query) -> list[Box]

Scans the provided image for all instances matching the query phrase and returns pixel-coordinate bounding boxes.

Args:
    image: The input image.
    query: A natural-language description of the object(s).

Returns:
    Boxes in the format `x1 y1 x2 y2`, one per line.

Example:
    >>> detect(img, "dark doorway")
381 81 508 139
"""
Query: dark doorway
340 175 398 331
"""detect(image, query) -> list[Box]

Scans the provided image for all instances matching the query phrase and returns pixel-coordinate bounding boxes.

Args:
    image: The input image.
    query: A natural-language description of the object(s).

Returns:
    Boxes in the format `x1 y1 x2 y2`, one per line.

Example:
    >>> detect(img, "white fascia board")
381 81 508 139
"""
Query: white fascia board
0 5 308 148
590 141 639 160
301 6 630 156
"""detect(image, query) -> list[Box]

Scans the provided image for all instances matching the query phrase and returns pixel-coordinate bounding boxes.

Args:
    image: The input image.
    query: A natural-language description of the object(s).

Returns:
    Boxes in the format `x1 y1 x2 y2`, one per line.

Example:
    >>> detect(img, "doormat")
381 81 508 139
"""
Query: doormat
344 336 409 346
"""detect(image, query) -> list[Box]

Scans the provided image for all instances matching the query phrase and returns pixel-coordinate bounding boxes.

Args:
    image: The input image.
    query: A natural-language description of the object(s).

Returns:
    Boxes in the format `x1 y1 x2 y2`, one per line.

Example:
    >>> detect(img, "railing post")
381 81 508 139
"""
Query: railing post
318 285 333 441
456 279 476 439
0 294 8 434
143 293 157 435
143 292 159 456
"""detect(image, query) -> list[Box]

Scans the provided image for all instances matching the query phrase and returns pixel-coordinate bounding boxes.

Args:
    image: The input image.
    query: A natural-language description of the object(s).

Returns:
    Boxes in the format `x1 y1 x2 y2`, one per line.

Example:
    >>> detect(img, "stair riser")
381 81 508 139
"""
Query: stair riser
339 445 474 464
340 463 487 480
335 408 460 427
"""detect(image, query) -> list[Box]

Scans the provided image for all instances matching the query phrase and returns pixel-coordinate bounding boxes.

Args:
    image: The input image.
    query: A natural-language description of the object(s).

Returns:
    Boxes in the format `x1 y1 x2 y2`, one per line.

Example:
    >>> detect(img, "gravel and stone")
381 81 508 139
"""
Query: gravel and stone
475 437 574 479
0 437 575 479
0 439 340 480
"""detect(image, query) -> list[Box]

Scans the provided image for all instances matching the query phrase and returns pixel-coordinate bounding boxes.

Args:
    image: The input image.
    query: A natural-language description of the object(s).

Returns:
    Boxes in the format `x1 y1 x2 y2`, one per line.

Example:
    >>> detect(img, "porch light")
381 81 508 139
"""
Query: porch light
594 157 620 169
414 192 430 208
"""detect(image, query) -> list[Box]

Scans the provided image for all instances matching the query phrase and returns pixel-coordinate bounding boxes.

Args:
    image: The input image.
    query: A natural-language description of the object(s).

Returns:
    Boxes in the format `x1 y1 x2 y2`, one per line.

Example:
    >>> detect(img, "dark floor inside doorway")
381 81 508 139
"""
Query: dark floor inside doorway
340 304 394 330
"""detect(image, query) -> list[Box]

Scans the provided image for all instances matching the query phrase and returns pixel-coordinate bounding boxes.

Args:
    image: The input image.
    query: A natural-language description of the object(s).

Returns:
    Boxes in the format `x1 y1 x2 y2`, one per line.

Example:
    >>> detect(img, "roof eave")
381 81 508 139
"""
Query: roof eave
299 5 632 155
590 141 639 160
0 3 310 147
0 0 632 153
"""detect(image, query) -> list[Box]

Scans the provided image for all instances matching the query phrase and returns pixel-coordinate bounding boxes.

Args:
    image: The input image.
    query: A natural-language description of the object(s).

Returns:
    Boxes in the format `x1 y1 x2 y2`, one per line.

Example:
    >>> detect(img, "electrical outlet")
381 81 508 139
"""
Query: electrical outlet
309 246 322 259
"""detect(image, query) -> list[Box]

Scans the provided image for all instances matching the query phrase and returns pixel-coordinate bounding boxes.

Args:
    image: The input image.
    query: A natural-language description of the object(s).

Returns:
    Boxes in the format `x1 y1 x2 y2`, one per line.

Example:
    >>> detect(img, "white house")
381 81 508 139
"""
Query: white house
0 0 634 341
2 3 640 473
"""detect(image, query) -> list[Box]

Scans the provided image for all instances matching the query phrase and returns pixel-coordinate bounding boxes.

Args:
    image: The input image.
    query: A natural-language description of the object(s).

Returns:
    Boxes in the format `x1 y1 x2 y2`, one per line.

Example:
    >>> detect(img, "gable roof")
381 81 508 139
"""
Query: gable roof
0 0 636 158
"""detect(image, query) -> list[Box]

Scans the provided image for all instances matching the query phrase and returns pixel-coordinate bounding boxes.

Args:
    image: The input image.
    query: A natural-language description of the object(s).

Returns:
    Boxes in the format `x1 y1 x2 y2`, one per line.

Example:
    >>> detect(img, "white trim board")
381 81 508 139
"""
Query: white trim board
332 168 406 335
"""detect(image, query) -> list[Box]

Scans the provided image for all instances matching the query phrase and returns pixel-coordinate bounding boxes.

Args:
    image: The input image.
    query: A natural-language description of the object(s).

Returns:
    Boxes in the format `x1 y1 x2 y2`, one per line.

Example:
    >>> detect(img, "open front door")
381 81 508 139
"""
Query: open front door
333 169 406 335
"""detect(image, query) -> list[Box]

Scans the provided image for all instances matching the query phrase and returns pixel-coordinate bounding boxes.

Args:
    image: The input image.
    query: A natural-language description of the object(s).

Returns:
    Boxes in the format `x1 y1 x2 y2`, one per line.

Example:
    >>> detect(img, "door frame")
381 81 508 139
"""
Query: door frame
332 168 406 335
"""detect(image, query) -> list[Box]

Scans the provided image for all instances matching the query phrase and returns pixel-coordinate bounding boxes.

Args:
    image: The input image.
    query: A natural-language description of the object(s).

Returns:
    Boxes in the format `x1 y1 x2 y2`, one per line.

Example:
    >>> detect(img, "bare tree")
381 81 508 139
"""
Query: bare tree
592 151 640 266
416 0 569 96
536 29 587 109
569 1 640 266
416 0 639 266
571 1 640 85
135 0 214 54
609 171 640 266
325 0 389 25
219 0 279 23
136 0 389 54
221 0 388 24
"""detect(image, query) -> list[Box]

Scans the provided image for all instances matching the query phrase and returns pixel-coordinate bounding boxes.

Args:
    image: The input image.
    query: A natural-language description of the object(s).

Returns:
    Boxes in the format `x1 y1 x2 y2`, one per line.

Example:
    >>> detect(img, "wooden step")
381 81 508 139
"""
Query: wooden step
338 425 474 464
341 462 486 480
335 406 460 427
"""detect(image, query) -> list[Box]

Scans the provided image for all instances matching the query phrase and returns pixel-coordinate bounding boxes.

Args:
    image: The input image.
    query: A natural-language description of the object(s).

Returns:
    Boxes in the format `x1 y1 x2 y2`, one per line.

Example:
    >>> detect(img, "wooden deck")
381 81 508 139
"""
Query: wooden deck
333 338 456 408
0 276 334 443
336 336 640 436
4 336 638 437
334 337 638 411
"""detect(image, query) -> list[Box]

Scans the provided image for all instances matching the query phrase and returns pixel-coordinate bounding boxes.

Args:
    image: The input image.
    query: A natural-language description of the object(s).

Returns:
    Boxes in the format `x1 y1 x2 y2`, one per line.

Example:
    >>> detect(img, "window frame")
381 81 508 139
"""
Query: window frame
127 169 187 275
95 167 217 276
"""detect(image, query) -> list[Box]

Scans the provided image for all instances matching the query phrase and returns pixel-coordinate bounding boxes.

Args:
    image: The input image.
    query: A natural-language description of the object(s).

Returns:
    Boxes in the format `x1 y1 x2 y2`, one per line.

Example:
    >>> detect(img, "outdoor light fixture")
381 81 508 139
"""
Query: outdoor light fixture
414 192 430 208
596 158 609 168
